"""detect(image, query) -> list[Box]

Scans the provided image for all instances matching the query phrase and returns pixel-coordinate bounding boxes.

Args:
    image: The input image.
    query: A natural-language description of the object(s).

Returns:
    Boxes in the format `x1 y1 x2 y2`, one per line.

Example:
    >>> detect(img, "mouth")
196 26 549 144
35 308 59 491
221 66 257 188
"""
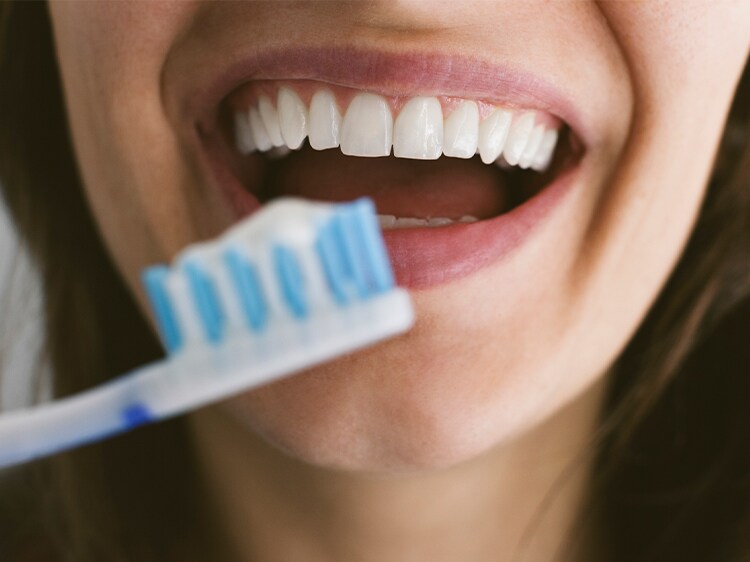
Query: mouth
193 48 586 289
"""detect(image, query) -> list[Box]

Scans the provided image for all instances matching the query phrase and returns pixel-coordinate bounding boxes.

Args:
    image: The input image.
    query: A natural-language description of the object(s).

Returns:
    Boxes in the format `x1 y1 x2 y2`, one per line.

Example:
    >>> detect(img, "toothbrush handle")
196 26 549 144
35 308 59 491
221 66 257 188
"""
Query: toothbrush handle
0 362 166 468
0 290 415 469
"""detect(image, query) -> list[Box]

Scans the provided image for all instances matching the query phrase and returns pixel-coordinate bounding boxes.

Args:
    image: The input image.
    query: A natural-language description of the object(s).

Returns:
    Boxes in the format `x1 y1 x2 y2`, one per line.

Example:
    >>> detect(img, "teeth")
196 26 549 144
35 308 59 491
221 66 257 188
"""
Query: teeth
267 146 291 160
277 87 308 150
378 214 396 228
234 112 256 155
308 89 342 150
393 96 443 160
377 214 479 229
248 107 273 152
503 112 536 166
340 93 393 157
393 217 427 228
258 95 285 147
518 124 545 169
478 108 512 164
235 88 562 173
495 156 512 170
531 129 559 172
443 101 479 159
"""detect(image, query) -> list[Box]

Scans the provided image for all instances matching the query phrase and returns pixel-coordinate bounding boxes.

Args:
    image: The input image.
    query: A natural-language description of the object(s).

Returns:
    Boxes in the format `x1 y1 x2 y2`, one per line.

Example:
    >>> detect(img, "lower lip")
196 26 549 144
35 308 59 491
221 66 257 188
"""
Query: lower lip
200 131 579 291
382 163 577 289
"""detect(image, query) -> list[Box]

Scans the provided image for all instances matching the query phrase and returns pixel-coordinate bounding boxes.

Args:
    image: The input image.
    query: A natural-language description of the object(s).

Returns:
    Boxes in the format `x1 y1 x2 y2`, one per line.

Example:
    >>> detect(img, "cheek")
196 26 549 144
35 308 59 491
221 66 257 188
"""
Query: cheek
598 2 750 101
49 1 233 310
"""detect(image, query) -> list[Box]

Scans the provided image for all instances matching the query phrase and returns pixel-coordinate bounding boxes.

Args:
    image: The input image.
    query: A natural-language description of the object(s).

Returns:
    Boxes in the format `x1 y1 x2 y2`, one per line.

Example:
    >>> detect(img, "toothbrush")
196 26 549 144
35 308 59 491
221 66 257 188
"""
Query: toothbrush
0 197 414 468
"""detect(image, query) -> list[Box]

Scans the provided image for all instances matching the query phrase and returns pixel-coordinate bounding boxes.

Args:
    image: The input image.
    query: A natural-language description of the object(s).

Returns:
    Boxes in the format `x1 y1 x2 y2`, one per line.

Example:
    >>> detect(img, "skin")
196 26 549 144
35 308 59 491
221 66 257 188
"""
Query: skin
48 2 750 560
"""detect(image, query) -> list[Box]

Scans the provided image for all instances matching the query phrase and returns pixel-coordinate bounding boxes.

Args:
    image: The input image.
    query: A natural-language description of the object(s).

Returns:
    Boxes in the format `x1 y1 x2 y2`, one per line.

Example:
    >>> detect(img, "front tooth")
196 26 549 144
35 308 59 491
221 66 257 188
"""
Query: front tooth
340 93 393 157
393 96 443 160
518 124 545 169
277 87 308 150
478 108 512 164
531 129 559 172
248 107 273 152
308 89 342 150
234 112 256 154
443 101 479 159
258 95 285 147
503 112 536 166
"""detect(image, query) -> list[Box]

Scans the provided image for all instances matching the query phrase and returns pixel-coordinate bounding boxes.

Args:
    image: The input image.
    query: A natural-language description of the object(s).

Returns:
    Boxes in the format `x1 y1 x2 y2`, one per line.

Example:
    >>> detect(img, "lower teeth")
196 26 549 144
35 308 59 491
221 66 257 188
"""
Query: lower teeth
378 214 479 229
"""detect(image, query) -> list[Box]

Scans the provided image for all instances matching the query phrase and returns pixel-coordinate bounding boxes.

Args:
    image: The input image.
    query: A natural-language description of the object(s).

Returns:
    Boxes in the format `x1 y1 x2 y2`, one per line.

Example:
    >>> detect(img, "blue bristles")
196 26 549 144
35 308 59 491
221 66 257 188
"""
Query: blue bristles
315 219 351 307
333 207 371 299
349 198 394 294
325 200 394 298
273 243 309 319
224 248 269 332
142 265 183 353
184 260 225 344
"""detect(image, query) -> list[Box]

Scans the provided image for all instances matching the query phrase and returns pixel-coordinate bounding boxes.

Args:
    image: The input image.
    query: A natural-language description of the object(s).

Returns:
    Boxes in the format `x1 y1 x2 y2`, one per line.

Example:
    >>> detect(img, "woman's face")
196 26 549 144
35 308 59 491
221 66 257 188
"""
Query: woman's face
49 2 749 471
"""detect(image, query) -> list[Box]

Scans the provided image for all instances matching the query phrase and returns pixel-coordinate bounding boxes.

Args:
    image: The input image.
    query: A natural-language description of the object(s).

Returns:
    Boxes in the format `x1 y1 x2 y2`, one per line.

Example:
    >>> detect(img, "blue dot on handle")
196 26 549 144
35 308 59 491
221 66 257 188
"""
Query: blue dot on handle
122 403 153 430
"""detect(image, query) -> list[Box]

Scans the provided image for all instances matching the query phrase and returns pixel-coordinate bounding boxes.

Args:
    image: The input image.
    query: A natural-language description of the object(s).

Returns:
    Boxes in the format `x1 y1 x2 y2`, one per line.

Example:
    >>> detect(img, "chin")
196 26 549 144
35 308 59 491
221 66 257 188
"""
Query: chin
217 310 560 474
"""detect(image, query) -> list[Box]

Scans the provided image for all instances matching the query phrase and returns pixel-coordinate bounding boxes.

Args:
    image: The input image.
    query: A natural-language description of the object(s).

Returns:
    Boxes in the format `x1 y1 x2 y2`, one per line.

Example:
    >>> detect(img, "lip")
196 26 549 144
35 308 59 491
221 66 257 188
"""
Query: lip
185 46 587 291
188 46 590 146
382 160 579 288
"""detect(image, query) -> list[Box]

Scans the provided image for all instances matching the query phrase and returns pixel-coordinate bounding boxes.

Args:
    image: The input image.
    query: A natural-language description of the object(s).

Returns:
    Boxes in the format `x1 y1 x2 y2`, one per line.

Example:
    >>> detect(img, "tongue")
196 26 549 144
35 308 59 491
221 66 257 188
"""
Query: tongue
264 146 513 219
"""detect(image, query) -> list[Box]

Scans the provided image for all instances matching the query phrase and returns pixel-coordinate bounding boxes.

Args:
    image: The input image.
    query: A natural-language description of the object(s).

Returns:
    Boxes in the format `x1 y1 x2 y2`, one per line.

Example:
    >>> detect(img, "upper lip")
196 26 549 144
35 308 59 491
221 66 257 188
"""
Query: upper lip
171 46 589 150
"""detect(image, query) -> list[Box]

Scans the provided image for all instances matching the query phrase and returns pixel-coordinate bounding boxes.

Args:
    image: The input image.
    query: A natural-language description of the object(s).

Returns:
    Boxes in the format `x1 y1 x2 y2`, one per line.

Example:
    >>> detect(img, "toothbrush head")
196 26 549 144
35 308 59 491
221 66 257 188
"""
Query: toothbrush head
142 197 406 357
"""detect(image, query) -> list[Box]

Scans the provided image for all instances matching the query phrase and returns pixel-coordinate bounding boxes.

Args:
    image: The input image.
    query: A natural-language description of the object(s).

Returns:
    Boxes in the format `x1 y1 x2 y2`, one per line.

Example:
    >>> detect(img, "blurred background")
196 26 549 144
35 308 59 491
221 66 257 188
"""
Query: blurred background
0 197 44 411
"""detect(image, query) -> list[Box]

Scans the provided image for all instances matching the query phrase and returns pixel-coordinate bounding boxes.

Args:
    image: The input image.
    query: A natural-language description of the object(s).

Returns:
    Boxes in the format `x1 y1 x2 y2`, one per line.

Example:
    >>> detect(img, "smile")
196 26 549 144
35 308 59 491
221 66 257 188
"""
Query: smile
191 47 587 289
232 82 561 169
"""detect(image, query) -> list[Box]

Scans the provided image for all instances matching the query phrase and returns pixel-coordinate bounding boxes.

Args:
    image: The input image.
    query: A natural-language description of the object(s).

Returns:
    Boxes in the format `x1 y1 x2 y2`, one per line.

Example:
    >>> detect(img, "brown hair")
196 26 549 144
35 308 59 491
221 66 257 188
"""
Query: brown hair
592 61 750 558
0 3 748 561
0 3 224 560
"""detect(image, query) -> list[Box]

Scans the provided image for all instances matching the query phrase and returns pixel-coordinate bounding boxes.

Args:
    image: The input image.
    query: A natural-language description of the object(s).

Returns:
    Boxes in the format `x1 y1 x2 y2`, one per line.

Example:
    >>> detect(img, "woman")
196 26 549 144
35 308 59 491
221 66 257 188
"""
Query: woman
0 2 748 560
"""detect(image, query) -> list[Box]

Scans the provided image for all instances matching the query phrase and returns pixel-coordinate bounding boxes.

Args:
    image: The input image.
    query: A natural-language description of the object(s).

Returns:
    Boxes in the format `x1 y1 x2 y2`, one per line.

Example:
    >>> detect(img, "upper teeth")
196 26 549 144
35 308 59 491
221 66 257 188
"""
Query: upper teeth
235 88 559 172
